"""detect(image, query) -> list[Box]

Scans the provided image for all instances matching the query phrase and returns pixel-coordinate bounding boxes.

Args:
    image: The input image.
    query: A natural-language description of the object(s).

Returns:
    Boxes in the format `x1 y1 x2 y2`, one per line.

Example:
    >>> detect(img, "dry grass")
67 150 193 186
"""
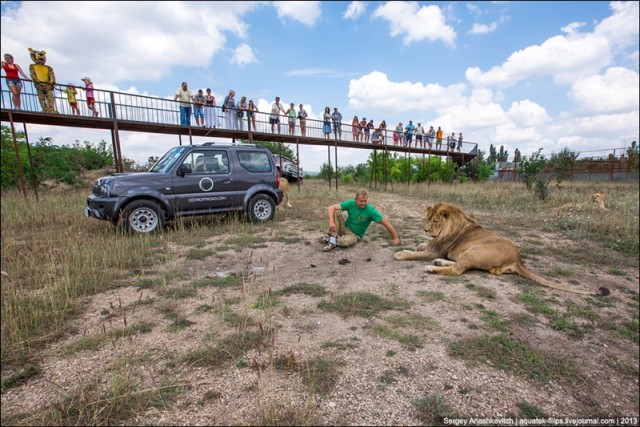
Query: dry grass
1 178 638 424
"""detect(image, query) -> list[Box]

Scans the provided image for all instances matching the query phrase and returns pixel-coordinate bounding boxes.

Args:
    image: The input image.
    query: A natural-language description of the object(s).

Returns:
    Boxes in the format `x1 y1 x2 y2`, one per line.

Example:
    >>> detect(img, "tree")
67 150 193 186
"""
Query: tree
250 140 297 163
497 145 509 162
549 147 578 182
626 140 639 170
513 148 522 163
1 125 114 188
318 162 334 182
488 144 497 163
519 148 550 200
461 149 494 181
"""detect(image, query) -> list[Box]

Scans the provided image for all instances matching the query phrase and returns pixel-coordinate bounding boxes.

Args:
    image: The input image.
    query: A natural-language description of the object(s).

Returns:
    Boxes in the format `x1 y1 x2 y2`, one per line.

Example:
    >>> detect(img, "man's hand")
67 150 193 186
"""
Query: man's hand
328 222 337 232
390 237 401 246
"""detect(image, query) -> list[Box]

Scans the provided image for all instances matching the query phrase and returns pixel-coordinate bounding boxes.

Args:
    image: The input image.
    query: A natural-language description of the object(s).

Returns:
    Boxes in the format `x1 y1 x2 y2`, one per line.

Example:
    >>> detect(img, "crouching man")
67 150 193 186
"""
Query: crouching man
321 189 400 251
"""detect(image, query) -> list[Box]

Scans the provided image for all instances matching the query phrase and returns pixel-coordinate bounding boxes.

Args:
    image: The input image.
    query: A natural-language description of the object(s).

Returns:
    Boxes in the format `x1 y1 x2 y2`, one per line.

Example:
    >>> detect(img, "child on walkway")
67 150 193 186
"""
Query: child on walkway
80 76 99 117
63 83 80 115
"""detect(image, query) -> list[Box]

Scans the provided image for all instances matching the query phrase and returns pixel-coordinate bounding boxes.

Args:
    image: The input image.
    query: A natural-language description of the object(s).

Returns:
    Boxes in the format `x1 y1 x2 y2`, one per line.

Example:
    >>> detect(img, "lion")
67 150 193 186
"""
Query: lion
278 177 292 209
590 192 607 210
555 192 608 212
393 202 610 296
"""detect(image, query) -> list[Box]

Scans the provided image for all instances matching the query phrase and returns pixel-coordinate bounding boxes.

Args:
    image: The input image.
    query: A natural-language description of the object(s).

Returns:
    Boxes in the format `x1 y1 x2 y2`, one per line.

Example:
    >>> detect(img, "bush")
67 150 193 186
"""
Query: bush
1 125 114 189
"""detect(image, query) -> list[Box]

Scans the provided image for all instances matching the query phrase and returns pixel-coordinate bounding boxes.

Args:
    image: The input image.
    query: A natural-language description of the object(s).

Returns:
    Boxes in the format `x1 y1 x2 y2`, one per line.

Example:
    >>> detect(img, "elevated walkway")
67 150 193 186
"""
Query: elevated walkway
1 77 477 174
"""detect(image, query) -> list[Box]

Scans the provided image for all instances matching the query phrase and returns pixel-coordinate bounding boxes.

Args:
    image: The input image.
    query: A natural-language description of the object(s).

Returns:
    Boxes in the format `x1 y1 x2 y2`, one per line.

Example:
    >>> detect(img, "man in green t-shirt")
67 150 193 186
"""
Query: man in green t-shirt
321 189 400 252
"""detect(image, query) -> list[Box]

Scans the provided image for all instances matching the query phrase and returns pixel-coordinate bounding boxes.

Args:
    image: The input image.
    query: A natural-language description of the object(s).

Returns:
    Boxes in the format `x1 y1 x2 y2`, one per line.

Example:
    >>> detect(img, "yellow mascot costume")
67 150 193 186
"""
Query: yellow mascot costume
28 47 57 113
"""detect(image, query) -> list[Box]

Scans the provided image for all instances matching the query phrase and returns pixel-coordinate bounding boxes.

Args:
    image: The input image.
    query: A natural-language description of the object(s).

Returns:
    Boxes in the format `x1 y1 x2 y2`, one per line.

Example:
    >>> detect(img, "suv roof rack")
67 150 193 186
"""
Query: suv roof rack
201 141 256 147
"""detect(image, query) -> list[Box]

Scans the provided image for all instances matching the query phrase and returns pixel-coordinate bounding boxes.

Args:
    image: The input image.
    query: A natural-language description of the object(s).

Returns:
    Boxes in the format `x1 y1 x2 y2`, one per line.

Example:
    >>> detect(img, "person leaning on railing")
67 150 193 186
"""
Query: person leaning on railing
2 53 30 110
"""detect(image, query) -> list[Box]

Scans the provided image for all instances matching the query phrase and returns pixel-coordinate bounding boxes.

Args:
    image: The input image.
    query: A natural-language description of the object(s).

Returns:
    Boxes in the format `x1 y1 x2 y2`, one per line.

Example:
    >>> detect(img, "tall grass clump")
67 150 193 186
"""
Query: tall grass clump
1 189 162 364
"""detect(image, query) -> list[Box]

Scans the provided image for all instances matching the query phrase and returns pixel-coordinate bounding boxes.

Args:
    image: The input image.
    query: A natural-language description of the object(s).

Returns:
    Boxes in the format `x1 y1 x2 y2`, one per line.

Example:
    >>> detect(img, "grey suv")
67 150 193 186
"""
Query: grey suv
85 142 284 234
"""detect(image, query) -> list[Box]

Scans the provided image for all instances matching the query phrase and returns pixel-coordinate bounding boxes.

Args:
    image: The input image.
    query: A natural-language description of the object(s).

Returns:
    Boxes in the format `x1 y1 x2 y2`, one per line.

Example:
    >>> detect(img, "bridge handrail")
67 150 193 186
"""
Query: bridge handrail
1 76 478 154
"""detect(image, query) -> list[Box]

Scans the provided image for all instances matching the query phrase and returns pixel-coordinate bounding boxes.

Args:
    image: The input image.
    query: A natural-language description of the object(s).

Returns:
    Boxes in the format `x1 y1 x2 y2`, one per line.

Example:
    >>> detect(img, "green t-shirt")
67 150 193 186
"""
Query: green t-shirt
339 199 383 238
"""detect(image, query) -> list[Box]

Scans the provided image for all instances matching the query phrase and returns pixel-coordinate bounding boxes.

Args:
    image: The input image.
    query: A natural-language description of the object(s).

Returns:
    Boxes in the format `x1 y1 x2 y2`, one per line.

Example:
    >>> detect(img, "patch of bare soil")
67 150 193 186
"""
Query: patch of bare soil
2 187 639 425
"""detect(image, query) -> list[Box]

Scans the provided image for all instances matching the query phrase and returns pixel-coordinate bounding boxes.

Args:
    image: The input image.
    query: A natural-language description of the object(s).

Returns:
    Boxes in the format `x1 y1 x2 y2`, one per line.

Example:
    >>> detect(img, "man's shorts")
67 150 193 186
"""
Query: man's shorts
194 108 204 119
269 117 280 125
87 97 95 106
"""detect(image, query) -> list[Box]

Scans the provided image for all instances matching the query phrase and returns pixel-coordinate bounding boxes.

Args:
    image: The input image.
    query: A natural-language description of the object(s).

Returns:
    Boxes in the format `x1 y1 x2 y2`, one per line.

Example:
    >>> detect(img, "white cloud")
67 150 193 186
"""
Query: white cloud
372 1 456 47
568 67 640 114
285 68 336 77
0 2 260 85
347 71 466 113
231 44 257 66
508 100 551 127
466 33 611 87
465 1 639 88
273 1 321 27
343 1 366 20
468 22 497 34
561 21 585 35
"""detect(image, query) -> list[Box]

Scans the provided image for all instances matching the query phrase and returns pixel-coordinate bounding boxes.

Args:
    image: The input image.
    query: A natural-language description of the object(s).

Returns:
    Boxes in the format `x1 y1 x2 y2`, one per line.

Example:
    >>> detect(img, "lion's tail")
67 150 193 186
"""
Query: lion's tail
515 263 610 297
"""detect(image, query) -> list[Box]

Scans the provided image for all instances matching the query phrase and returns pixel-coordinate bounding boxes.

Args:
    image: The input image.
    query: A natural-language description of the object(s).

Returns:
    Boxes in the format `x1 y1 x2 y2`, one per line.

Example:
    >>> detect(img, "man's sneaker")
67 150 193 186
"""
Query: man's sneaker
319 235 330 244
323 243 336 252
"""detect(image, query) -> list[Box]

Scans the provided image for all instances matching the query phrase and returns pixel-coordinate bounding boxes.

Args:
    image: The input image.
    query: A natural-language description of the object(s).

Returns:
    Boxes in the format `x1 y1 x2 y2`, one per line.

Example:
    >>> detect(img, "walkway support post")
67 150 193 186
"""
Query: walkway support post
109 92 123 172
334 139 339 190
8 111 28 200
22 123 39 201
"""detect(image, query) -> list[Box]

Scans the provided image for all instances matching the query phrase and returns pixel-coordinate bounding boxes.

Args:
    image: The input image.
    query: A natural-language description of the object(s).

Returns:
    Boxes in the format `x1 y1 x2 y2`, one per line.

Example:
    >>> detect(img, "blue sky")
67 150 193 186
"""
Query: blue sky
1 1 638 172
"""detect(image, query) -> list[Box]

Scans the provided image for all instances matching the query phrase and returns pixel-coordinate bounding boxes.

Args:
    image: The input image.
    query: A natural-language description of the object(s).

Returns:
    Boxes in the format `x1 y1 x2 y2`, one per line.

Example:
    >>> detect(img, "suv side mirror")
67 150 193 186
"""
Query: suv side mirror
178 163 192 176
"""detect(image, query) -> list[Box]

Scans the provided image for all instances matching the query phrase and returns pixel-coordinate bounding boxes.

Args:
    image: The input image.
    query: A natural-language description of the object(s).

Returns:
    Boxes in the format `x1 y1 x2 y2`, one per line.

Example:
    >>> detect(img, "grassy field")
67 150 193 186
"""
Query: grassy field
1 178 638 425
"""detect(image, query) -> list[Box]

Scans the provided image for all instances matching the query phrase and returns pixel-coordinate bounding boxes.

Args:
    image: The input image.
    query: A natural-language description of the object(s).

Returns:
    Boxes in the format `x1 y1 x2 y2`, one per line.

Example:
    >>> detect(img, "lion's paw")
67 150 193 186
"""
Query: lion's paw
393 250 412 260
432 259 443 266
425 265 438 274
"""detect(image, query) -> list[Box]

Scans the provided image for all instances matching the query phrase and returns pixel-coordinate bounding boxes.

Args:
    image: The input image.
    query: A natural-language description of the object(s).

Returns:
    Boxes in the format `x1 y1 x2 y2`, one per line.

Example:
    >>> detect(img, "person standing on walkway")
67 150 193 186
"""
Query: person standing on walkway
204 88 217 128
247 99 259 131
352 115 361 142
222 89 236 130
81 76 100 117
286 102 297 135
236 96 248 131
436 126 443 150
322 106 332 138
2 53 29 110
331 107 343 140
270 96 285 133
415 123 424 148
62 83 80 115
298 103 308 136
405 120 416 147
174 81 193 126
193 89 205 127
427 125 435 149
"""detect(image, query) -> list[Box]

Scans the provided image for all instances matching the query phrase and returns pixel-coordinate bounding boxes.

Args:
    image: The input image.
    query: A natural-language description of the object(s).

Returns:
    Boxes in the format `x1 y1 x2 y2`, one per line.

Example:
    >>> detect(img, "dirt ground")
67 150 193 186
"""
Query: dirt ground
2 182 639 426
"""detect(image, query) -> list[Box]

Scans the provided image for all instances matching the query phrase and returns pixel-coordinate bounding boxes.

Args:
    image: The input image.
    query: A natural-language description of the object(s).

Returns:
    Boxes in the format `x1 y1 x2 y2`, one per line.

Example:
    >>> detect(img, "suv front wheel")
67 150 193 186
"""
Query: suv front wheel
120 200 164 234
248 194 275 222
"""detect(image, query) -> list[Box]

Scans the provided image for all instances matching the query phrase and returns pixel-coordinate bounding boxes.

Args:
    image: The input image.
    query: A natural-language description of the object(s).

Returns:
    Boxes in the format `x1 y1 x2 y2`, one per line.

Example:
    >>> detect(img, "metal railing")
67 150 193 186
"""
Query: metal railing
1 76 478 154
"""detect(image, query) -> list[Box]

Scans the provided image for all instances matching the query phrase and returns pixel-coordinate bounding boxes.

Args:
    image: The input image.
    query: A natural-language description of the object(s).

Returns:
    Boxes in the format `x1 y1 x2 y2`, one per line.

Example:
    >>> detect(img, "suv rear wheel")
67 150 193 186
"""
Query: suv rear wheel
120 200 164 234
248 194 275 222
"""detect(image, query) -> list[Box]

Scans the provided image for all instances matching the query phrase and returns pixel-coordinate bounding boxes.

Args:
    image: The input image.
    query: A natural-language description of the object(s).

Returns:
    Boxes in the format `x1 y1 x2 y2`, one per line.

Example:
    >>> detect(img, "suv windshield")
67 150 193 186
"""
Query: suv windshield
149 146 190 173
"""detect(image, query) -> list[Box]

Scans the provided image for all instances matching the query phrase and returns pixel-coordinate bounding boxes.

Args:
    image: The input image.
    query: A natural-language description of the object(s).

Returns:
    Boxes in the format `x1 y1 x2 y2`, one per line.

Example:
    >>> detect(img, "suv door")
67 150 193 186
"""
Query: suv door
235 149 276 202
171 149 237 214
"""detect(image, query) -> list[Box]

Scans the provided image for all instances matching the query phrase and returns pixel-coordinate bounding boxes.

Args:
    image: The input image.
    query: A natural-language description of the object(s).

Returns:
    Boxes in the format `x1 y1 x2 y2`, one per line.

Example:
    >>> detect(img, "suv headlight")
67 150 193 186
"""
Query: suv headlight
96 178 114 197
